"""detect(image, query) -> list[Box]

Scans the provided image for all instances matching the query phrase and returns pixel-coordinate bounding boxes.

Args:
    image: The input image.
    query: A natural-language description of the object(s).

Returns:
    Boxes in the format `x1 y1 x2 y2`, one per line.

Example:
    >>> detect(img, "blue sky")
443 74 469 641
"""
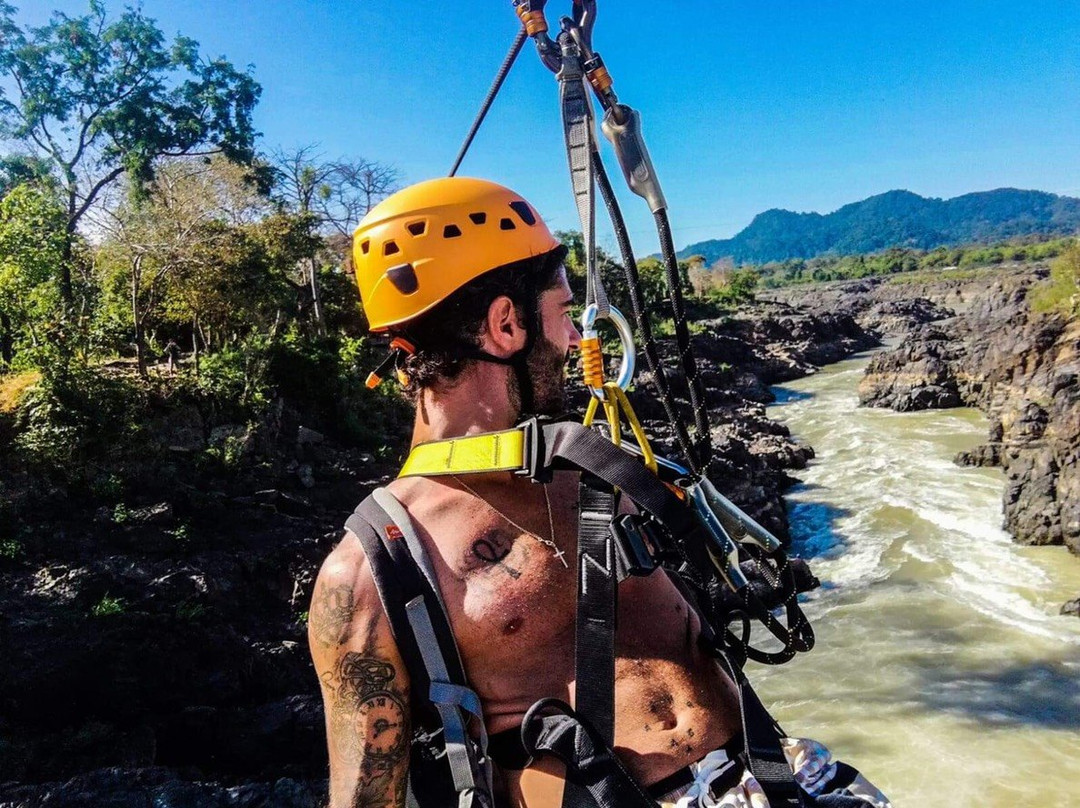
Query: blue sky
15 1 1080 253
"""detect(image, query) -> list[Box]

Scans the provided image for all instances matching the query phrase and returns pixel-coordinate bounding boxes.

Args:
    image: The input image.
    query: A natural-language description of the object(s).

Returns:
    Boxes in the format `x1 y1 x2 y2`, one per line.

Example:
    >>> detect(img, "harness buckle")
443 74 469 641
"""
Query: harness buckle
515 417 553 483
610 514 658 581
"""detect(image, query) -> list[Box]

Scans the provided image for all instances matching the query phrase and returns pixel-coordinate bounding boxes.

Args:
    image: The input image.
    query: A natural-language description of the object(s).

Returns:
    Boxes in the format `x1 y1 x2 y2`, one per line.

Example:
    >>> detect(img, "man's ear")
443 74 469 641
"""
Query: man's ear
481 295 527 359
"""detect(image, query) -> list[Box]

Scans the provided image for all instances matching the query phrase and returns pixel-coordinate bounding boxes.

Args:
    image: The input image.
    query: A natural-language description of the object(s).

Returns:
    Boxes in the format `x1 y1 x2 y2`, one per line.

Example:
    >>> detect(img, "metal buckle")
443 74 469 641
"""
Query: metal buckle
515 417 552 483
610 514 658 581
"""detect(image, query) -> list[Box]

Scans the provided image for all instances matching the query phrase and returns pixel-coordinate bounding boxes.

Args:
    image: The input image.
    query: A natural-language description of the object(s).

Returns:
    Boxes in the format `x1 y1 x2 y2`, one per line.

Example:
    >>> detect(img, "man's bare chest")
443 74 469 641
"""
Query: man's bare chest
435 511 579 658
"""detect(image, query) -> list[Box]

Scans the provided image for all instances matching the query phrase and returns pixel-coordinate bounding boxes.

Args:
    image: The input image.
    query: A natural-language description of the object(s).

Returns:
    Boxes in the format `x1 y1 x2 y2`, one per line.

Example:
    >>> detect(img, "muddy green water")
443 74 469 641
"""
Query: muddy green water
758 350 1080 808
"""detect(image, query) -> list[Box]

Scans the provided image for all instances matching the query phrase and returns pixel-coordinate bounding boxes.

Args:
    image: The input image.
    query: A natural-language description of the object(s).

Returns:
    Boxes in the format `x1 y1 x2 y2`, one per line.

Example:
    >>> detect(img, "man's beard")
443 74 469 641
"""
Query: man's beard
509 331 568 417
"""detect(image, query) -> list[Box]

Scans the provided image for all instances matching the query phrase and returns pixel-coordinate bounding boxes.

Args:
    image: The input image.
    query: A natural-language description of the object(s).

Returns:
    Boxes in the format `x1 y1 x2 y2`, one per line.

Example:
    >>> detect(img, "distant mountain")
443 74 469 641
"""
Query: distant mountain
678 189 1080 265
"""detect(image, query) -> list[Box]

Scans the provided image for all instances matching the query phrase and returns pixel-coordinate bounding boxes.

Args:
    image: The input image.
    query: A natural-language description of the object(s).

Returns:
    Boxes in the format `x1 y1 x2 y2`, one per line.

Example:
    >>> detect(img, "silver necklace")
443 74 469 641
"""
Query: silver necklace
452 475 568 568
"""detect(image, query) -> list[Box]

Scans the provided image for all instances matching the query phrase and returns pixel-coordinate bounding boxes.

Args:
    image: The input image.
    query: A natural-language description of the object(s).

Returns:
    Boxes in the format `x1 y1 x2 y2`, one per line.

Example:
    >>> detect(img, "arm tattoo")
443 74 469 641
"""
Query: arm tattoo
323 652 410 807
311 583 354 647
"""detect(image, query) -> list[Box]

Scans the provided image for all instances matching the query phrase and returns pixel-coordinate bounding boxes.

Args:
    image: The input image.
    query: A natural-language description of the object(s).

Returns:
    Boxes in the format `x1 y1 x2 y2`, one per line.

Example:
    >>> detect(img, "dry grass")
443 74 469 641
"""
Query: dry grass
0 370 40 414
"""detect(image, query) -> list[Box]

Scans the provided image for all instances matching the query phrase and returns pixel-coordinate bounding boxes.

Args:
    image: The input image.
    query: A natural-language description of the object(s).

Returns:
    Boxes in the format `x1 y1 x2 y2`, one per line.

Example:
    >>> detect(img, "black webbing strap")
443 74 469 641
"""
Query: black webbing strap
522 699 656 808
540 422 722 586
714 652 806 808
353 498 469 688
564 478 618 808
345 503 435 717
540 422 692 531
345 498 478 808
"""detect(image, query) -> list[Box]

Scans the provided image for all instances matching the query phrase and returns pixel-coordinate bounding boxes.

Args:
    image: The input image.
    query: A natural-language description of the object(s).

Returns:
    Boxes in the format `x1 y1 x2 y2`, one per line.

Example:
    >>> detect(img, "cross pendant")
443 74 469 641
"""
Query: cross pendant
553 547 568 568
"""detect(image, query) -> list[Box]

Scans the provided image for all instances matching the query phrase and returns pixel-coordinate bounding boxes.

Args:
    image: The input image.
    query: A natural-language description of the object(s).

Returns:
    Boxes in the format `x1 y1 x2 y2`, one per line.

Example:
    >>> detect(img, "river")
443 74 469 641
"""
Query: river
756 349 1080 807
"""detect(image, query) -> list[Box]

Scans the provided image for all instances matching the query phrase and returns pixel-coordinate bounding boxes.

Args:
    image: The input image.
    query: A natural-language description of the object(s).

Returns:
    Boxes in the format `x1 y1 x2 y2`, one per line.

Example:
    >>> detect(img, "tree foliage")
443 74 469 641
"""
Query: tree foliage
0 183 66 366
1030 240 1080 317
269 145 398 331
0 0 260 304
753 235 1076 288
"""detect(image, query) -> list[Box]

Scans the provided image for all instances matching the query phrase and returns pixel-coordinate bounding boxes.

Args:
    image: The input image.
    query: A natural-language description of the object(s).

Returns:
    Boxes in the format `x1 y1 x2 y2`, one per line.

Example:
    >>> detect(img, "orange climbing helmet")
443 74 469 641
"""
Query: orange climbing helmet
353 176 561 331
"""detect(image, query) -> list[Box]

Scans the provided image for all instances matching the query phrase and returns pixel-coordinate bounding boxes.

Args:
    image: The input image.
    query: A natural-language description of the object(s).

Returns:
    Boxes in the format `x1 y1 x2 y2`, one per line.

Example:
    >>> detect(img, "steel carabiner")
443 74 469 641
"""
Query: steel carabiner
580 303 635 398
571 0 596 52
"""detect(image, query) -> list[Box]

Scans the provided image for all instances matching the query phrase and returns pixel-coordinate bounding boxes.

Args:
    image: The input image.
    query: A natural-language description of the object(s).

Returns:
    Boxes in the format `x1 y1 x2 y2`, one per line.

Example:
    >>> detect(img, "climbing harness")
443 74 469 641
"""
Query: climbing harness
348 420 819 807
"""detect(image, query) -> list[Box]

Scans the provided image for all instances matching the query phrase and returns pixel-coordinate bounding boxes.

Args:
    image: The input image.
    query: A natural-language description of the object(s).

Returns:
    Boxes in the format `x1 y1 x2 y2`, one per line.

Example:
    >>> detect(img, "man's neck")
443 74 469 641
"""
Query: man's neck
411 366 520 447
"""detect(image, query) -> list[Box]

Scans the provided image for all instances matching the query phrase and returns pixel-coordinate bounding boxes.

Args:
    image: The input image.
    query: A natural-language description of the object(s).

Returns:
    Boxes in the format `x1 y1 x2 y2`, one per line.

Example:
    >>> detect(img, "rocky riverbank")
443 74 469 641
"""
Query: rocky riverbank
780 264 1080 615
0 302 874 807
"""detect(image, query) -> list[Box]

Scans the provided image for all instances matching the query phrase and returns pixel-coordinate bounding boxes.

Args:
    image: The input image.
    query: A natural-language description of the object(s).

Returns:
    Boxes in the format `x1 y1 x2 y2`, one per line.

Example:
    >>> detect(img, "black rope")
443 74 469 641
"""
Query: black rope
449 27 529 177
655 209 713 469
592 150 701 475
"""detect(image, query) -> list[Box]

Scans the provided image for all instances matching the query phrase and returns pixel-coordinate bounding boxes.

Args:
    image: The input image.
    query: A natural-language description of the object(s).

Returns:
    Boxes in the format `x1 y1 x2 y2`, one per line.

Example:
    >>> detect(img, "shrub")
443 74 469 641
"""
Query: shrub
13 366 148 472
196 333 274 420
0 538 23 560
0 371 40 415
1029 242 1080 317
90 595 126 617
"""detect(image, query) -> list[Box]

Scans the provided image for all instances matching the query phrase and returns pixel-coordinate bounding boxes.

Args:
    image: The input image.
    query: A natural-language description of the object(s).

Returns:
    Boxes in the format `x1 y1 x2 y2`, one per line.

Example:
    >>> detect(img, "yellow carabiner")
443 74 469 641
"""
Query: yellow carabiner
583 382 658 475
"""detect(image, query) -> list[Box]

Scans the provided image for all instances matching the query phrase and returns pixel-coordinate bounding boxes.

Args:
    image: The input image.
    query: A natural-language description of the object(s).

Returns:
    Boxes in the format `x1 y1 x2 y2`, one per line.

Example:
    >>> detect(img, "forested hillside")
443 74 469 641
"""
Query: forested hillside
680 188 1080 264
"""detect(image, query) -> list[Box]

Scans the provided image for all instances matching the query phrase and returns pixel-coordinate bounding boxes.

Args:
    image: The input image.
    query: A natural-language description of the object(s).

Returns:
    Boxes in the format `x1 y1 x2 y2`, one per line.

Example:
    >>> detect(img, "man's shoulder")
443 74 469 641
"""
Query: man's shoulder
309 522 407 663
313 529 378 621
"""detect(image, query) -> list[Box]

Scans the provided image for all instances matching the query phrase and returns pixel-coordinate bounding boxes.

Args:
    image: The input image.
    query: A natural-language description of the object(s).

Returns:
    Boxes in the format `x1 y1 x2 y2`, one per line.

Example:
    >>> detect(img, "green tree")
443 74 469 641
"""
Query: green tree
554 229 630 313
270 145 398 333
0 154 52 197
0 1 260 307
98 157 272 375
1030 241 1080 317
0 183 66 366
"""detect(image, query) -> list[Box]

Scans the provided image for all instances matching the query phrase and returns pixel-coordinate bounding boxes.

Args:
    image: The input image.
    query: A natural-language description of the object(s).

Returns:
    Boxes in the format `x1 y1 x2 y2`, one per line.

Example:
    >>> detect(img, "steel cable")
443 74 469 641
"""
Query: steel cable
449 27 528 177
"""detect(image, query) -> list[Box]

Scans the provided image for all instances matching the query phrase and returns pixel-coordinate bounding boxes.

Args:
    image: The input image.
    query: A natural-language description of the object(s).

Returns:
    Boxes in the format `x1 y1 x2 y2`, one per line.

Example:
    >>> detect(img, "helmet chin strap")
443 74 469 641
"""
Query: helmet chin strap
404 281 543 417
446 303 540 417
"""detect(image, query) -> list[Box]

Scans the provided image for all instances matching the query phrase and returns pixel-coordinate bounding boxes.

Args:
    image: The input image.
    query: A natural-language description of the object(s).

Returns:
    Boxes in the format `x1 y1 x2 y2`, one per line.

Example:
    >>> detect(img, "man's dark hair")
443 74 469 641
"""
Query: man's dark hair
397 246 567 398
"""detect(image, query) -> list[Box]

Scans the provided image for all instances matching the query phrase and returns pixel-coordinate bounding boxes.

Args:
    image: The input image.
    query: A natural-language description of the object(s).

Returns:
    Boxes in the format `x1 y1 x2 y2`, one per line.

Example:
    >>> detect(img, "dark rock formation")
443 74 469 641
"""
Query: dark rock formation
0 303 875 805
858 326 963 410
804 264 1079 612
0 767 327 808
860 298 956 336
763 276 956 337
955 443 1002 468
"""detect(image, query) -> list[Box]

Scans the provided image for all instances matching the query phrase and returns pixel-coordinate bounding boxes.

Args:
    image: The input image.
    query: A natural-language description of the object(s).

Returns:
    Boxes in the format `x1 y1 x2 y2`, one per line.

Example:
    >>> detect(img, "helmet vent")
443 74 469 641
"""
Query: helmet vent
443 224 462 238
469 212 487 225
509 201 537 226
360 239 370 255
499 217 516 231
384 240 400 256
406 221 427 236
387 263 419 295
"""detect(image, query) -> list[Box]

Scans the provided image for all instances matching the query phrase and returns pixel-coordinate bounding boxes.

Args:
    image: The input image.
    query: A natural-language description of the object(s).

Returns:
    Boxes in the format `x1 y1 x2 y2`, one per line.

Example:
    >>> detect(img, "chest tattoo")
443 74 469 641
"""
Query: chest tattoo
470 530 523 579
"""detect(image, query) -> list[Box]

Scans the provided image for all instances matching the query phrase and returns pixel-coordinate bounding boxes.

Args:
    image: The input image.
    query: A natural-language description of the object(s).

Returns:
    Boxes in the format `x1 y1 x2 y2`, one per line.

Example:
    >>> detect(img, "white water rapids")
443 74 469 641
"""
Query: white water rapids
755 350 1080 807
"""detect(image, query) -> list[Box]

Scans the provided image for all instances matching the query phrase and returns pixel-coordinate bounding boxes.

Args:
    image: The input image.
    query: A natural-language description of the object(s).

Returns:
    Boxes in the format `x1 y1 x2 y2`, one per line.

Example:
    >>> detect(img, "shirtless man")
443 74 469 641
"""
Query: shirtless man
309 178 889 808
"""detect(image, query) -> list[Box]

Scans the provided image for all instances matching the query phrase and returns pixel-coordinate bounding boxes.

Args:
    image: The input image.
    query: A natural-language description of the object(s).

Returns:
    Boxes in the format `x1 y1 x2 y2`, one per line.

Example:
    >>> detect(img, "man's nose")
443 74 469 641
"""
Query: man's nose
567 319 583 351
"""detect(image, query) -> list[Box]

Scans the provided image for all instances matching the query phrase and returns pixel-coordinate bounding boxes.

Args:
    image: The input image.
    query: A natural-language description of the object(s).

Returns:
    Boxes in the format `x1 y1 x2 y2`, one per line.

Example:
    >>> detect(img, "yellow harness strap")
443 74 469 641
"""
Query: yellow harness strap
398 428 526 478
